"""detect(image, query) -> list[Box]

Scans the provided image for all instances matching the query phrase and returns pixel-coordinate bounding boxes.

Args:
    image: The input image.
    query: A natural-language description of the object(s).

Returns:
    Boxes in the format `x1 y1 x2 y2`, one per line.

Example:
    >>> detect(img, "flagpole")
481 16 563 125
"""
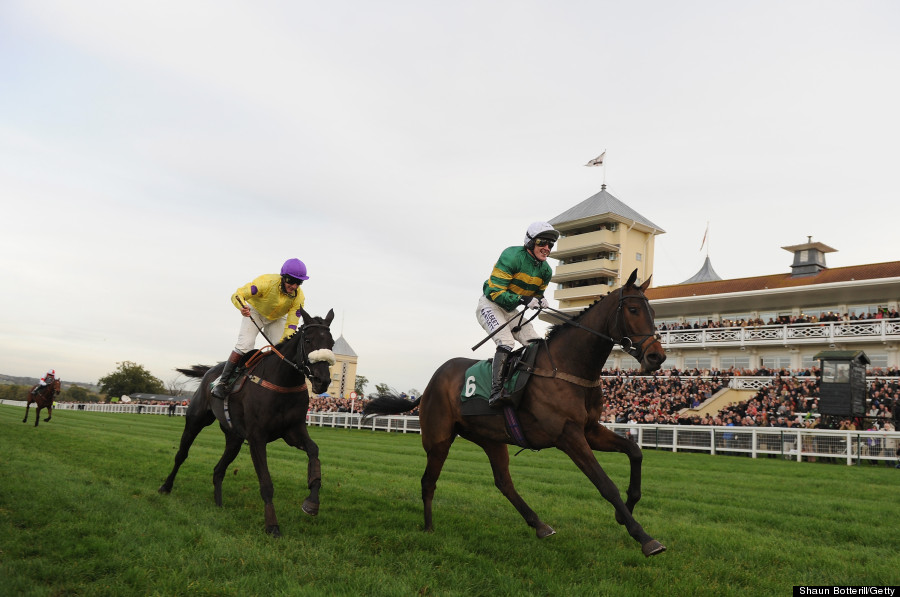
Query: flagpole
602 148 607 187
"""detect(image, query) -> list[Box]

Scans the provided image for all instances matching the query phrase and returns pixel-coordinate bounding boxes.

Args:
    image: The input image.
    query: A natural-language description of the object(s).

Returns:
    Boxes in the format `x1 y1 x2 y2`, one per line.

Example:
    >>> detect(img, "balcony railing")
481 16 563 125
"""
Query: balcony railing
658 318 900 349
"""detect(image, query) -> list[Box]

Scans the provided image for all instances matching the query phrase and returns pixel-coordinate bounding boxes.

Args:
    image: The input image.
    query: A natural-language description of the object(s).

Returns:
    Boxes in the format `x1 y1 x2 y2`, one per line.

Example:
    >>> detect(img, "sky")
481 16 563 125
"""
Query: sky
1 0 898 393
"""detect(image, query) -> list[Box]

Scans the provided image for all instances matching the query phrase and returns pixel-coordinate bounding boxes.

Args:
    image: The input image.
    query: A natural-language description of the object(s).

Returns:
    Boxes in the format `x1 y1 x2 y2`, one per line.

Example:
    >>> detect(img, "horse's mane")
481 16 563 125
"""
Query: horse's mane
545 295 608 342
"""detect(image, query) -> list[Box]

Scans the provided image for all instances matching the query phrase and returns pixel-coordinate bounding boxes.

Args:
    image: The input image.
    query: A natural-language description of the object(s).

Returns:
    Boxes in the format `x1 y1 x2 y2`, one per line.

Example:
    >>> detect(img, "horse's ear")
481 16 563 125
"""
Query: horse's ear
299 306 312 325
325 309 335 326
626 269 638 287
640 275 652 293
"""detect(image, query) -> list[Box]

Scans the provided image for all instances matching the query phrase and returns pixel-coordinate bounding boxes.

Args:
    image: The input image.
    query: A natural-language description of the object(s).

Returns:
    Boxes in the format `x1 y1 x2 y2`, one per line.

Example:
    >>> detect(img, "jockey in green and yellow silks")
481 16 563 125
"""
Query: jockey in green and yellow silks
477 222 558 406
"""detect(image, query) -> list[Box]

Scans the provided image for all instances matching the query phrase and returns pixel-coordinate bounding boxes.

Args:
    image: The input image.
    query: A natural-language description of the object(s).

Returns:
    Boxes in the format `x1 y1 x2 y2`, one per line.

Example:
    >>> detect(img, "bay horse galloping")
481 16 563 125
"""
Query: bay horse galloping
159 307 335 537
364 269 668 556
23 378 61 427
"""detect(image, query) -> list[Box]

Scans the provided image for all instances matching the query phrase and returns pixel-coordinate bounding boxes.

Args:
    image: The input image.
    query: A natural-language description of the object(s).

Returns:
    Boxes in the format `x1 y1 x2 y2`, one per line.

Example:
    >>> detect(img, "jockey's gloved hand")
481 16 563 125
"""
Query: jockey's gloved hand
524 297 541 309
539 297 549 309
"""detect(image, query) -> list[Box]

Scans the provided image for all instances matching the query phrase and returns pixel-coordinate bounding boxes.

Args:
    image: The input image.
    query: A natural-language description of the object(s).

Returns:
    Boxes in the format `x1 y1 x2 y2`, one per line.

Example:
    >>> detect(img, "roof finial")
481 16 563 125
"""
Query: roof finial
807 235 812 243
601 183 606 191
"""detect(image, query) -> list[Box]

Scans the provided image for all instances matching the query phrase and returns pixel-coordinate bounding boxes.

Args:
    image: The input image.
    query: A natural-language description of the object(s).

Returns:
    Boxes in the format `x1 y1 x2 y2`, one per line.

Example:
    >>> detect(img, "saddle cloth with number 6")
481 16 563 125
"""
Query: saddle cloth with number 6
458 343 540 414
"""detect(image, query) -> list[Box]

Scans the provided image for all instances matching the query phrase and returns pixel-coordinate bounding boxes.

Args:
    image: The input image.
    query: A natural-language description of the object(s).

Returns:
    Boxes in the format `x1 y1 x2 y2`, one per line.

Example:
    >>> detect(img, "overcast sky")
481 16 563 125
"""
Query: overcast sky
2 0 898 393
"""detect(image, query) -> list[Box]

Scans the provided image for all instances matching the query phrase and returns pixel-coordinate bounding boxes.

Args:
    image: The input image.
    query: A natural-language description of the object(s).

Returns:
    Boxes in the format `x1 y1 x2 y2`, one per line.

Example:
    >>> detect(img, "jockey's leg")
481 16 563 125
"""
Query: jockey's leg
211 351 243 399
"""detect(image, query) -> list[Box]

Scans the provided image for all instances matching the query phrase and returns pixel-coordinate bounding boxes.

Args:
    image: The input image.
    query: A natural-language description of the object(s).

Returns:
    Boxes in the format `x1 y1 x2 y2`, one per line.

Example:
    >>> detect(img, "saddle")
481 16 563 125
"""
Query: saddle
459 343 540 416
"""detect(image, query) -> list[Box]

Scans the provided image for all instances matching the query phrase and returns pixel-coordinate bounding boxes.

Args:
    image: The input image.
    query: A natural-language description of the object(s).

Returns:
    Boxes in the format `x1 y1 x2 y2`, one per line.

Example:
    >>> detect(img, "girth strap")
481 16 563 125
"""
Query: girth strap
528 366 603 388
247 376 308 394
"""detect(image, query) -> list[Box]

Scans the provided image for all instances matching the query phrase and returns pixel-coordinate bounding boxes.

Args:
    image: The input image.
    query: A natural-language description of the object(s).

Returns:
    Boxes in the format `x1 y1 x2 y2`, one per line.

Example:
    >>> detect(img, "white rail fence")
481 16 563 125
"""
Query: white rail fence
5 400 896 466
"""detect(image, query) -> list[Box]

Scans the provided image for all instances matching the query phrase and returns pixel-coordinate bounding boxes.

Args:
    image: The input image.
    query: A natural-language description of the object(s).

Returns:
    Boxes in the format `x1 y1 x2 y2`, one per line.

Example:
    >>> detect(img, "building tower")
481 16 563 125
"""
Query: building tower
547 185 665 314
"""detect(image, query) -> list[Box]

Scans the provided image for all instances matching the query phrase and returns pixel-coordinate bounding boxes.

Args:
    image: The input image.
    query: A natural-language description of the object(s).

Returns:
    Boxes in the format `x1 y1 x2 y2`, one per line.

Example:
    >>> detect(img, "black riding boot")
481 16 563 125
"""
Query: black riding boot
488 346 513 407
211 351 242 399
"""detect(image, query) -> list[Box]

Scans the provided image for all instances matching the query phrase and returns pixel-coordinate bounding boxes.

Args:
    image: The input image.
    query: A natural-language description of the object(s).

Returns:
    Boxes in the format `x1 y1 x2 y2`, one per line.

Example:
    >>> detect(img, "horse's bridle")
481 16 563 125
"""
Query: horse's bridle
611 288 661 363
294 322 336 386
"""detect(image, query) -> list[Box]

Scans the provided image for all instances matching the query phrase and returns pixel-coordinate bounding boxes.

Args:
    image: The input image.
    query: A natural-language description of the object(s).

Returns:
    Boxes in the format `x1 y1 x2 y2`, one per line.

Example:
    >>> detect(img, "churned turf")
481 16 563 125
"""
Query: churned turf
0 405 897 596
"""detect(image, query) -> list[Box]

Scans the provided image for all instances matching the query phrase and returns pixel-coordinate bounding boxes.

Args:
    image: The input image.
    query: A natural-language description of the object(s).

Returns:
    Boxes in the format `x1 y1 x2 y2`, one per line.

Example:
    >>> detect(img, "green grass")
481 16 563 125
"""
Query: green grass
1 405 897 596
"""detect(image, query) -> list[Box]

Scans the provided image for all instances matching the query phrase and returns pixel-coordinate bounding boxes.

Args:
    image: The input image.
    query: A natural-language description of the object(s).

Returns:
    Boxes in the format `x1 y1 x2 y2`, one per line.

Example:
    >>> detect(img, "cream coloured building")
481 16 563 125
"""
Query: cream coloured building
325 336 358 399
542 188 900 372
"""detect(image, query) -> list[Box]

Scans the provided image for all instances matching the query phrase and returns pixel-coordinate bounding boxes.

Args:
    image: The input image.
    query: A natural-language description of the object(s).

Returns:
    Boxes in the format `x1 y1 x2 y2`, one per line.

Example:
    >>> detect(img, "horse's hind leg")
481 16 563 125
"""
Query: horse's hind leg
558 421 665 557
480 441 555 539
22 401 31 424
247 440 281 537
284 424 321 516
586 421 643 518
33 406 42 427
212 433 244 507
421 435 454 533
158 410 216 494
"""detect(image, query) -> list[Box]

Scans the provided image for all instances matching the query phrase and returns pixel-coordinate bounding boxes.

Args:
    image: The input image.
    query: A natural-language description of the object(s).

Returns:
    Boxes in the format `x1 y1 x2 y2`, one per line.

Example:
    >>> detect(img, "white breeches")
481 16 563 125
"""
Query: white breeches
234 306 286 353
476 294 541 350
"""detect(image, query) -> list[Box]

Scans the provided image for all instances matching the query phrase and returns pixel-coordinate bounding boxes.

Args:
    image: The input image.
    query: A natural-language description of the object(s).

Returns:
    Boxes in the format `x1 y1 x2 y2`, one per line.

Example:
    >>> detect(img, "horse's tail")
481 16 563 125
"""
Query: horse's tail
176 365 213 379
362 394 421 419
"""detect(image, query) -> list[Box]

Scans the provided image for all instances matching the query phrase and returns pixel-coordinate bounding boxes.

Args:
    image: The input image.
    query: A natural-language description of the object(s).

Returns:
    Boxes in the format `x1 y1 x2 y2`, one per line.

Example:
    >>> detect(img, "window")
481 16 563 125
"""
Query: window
762 356 792 370
683 357 711 370
801 354 818 370
719 356 750 369
635 252 642 262
867 353 888 371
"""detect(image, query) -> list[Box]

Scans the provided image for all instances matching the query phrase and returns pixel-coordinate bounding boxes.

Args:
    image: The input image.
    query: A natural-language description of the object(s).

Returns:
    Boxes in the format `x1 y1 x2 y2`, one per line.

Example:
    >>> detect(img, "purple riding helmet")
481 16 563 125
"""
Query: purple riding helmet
281 258 309 281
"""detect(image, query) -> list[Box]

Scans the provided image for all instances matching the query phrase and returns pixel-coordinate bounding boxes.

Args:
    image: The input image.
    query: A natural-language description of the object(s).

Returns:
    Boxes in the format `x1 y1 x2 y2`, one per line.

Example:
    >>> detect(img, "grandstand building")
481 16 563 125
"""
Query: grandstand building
545 188 900 373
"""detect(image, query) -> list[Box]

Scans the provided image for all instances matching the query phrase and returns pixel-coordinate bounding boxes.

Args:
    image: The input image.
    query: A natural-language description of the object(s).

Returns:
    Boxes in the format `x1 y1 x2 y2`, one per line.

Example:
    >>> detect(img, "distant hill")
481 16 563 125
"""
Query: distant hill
0 373 99 393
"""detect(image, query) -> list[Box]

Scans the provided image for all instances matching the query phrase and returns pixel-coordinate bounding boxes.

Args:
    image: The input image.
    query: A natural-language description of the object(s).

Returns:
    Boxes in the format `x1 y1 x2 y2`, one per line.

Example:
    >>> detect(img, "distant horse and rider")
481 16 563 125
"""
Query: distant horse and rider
23 370 61 427
365 264 668 556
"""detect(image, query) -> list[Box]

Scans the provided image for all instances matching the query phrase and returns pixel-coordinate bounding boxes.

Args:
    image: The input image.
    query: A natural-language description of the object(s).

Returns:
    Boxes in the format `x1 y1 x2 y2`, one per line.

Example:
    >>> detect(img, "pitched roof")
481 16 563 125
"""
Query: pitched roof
548 187 664 232
680 256 722 284
646 261 900 300
333 335 357 357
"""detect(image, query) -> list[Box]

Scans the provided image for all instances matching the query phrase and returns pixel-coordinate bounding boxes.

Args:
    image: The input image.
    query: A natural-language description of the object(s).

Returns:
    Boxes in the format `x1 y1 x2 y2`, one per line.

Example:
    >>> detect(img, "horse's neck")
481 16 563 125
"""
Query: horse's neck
548 299 616 376
255 342 302 383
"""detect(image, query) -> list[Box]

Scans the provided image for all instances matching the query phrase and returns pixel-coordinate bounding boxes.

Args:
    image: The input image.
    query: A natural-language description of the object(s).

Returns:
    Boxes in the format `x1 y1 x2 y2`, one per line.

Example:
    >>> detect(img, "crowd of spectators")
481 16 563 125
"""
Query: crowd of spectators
597 370 899 430
657 307 899 331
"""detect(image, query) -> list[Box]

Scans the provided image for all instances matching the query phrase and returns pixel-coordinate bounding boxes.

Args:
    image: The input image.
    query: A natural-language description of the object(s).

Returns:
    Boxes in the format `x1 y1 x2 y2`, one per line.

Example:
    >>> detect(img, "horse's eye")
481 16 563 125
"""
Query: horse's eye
628 306 638 314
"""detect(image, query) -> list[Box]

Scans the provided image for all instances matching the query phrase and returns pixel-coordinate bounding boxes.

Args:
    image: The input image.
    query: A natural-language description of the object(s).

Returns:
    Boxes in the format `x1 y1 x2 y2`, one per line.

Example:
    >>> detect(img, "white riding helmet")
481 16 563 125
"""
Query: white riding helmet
523 222 560 246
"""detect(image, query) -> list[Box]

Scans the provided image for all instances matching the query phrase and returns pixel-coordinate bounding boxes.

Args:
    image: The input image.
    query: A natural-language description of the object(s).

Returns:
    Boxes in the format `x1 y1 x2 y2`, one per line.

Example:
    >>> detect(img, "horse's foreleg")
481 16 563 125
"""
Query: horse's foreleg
284 425 321 516
22 400 31 424
247 440 280 537
480 441 555 539
212 433 244 507
558 421 665 557
586 421 643 518
44 405 52 423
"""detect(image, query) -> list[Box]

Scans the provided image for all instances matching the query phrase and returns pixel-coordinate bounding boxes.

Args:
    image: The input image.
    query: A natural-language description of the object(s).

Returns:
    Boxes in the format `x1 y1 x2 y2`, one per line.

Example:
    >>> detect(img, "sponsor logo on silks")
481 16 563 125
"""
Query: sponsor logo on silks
480 308 501 331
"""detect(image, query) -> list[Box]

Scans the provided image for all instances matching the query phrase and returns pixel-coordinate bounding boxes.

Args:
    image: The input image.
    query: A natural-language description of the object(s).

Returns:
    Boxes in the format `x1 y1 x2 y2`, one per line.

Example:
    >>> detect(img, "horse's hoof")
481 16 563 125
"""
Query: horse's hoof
266 525 282 538
642 540 666 557
158 486 171 495
301 500 319 516
536 525 556 539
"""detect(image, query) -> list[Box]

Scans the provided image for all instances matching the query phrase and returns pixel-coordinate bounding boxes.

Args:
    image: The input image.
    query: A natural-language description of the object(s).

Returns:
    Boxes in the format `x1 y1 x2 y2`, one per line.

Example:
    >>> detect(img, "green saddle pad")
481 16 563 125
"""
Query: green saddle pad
460 359 521 402
460 343 540 403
